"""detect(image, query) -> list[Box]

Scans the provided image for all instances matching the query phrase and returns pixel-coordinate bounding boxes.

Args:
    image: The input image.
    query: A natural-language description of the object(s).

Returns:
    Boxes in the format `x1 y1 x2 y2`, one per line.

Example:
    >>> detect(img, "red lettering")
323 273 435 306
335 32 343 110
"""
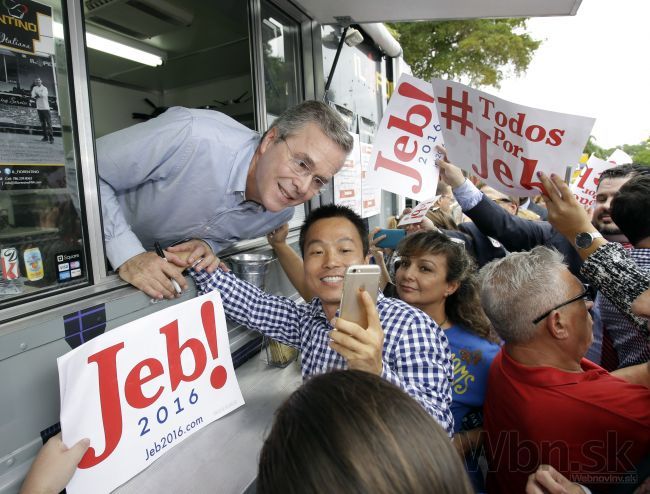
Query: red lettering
519 156 544 193
78 343 125 469
493 127 506 147
471 128 491 179
387 104 432 138
200 301 227 389
495 111 507 127
160 320 207 393
397 81 434 103
545 128 565 147
576 166 594 190
375 151 423 194
493 159 514 187
479 96 495 119
525 124 546 143
509 112 526 137
125 358 164 409
394 135 418 162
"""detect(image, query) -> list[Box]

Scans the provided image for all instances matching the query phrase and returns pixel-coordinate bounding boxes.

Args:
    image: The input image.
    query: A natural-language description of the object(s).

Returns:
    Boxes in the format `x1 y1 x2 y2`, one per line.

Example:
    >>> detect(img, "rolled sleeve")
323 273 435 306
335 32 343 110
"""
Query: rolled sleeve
452 179 483 211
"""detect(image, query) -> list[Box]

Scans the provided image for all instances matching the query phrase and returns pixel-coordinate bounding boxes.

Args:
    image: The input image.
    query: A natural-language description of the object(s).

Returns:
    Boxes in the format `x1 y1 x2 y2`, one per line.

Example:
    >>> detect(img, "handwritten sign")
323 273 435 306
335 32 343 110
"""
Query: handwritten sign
430 78 595 197
570 155 618 208
58 292 244 494
368 74 444 200
398 196 439 226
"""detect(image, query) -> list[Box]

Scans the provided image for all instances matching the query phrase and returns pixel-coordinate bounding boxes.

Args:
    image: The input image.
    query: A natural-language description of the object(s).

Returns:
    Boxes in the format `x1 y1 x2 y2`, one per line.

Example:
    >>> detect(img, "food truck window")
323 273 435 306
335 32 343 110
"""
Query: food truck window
260 1 306 228
0 0 89 309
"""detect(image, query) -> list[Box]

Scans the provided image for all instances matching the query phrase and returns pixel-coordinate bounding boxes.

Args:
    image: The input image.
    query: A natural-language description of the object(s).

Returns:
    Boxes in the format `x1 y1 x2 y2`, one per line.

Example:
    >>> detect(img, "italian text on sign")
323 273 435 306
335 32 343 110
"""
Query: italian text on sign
58 291 244 494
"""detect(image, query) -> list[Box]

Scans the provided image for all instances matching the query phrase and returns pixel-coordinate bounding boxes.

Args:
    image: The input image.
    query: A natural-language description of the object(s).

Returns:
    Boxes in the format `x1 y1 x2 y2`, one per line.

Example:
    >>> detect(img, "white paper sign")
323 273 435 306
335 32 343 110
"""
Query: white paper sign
430 78 595 197
608 149 633 165
397 196 440 226
58 292 244 494
570 155 618 208
334 133 363 215
360 141 381 218
368 74 443 200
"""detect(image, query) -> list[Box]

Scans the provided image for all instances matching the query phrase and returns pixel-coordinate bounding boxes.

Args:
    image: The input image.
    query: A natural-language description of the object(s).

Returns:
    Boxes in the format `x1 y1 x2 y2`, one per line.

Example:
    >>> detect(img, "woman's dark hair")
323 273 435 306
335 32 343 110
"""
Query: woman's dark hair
611 174 650 246
397 231 497 342
257 370 473 494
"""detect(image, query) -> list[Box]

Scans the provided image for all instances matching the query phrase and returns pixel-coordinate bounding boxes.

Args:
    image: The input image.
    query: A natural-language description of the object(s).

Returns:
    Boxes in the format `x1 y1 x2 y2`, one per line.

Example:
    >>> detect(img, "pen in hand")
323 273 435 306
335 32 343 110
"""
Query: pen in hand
154 241 182 295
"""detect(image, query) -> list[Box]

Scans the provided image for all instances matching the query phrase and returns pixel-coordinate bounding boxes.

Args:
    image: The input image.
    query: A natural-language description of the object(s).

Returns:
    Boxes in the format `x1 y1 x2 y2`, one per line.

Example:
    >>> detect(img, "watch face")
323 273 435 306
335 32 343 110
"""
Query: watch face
576 232 592 249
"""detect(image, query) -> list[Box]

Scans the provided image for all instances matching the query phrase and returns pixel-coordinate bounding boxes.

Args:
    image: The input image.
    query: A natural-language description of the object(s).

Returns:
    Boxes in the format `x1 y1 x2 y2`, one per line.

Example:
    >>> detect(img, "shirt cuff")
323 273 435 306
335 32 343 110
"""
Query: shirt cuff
105 230 146 270
452 179 483 211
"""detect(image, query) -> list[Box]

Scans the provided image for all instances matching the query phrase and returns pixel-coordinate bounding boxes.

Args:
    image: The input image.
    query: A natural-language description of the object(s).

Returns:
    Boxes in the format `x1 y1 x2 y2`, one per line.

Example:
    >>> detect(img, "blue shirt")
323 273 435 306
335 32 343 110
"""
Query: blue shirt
191 268 455 435
97 107 294 269
446 324 500 433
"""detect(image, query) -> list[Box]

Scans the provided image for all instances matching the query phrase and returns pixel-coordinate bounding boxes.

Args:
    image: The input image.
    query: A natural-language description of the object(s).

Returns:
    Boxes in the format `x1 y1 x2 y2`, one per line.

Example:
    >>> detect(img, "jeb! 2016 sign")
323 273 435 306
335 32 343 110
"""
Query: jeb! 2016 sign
58 292 244 494
0 0 53 55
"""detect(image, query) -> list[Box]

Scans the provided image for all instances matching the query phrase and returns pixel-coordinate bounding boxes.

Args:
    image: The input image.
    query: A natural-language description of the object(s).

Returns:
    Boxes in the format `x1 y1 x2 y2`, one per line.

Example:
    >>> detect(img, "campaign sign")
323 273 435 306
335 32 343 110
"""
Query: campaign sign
398 196 440 226
58 292 244 494
368 74 444 200
430 78 595 197
570 155 618 209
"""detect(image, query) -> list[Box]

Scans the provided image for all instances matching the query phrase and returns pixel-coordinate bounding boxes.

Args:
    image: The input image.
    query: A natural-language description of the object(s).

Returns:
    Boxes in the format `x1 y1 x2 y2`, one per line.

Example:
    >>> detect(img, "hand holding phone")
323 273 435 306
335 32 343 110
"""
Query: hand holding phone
372 229 406 250
339 265 380 327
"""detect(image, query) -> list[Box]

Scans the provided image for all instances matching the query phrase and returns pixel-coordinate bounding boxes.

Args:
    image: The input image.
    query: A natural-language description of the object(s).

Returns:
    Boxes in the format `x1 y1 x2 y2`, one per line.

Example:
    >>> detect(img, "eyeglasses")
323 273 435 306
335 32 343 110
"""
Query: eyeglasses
281 138 330 194
532 287 591 324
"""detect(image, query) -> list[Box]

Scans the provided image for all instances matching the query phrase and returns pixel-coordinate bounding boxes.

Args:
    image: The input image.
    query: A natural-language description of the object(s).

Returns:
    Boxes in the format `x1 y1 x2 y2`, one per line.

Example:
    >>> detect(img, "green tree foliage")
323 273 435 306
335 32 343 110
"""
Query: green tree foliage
387 19 541 87
583 136 650 166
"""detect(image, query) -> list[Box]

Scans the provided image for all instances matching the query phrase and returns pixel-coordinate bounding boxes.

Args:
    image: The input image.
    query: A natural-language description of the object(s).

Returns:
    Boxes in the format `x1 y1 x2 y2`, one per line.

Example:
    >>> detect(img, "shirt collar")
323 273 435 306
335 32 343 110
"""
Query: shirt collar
500 348 607 387
227 134 261 195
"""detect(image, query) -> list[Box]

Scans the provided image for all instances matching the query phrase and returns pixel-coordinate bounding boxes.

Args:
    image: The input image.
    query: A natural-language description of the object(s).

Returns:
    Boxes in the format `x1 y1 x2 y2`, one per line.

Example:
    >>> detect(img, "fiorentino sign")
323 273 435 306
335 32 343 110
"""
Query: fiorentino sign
0 0 51 54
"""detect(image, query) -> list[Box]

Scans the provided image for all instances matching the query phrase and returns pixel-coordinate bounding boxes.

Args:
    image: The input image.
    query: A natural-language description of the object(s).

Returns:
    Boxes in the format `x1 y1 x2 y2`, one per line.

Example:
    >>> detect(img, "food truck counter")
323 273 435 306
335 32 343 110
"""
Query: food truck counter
114 356 302 494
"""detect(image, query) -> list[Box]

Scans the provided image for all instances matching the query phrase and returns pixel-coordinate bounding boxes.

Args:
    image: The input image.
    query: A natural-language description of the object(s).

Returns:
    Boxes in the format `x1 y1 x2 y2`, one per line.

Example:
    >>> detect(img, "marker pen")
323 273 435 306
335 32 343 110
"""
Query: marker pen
154 242 182 294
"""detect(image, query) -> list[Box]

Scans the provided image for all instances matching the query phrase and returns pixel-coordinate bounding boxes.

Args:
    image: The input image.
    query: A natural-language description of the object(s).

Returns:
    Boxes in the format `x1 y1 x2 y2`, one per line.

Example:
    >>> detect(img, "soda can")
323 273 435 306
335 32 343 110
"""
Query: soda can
1 247 20 280
24 247 44 281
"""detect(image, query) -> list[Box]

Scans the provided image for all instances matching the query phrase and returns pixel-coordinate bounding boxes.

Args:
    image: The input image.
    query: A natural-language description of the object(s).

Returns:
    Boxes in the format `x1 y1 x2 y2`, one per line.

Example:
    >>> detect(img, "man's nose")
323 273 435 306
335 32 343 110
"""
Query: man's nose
292 174 312 196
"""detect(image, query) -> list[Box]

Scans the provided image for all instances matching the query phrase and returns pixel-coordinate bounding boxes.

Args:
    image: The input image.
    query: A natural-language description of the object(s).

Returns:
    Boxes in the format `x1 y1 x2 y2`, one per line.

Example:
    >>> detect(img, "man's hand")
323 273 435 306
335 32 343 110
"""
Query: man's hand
167 239 220 273
267 224 289 249
435 145 466 188
539 172 595 239
20 433 90 494
118 251 187 300
329 290 384 375
525 464 585 494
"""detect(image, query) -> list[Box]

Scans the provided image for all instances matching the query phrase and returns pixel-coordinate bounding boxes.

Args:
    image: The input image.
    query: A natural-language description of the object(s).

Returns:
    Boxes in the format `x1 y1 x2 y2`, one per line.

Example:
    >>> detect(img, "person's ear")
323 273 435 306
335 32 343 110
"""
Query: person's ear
445 280 461 297
545 311 569 340
258 127 278 155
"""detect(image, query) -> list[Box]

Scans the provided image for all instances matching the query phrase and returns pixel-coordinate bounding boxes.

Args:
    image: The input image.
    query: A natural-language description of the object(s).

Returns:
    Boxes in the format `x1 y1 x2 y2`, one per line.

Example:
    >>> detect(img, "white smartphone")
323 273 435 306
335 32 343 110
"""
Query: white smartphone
338 264 381 327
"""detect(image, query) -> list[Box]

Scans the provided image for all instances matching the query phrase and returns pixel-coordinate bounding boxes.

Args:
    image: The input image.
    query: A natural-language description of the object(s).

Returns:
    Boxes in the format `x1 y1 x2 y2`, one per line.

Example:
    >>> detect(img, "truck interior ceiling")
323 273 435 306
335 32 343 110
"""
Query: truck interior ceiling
84 0 255 138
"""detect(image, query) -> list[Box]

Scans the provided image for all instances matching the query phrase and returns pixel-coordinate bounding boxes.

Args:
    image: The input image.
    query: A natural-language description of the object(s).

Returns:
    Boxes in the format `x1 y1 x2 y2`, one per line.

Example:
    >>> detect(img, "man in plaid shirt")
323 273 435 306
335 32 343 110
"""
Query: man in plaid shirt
190 205 454 435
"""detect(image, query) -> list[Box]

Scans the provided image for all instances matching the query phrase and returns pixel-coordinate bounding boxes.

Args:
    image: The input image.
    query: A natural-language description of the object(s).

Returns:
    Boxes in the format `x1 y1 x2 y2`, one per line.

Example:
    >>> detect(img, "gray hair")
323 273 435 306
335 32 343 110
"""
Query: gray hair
268 100 353 154
478 247 570 344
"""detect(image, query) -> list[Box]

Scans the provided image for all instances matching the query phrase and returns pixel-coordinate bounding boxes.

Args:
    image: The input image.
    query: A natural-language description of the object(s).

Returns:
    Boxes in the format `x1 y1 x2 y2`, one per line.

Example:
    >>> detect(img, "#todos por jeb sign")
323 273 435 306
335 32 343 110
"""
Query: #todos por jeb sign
430 78 595 197
58 292 244 494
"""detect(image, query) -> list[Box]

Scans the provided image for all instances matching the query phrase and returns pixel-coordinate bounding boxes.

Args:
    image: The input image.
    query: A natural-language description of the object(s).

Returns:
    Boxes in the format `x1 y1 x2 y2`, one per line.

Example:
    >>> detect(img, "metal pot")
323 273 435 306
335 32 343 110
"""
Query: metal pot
227 253 274 289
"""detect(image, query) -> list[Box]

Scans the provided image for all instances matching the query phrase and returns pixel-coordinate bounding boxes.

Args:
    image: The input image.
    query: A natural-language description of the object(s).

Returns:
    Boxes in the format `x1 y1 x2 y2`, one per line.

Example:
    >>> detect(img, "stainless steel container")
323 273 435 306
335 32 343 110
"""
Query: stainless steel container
227 253 274 289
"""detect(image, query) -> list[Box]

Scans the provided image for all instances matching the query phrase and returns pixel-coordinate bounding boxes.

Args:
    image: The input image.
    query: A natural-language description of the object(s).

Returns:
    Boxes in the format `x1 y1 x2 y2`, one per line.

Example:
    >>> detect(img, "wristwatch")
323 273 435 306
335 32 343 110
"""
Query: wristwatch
575 231 603 249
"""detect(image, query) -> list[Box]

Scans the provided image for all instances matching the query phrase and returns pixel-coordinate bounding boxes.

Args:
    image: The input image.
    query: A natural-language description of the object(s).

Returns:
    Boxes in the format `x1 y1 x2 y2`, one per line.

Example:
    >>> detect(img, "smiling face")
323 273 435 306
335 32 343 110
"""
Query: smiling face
247 123 346 212
302 217 367 318
592 176 630 236
395 253 459 315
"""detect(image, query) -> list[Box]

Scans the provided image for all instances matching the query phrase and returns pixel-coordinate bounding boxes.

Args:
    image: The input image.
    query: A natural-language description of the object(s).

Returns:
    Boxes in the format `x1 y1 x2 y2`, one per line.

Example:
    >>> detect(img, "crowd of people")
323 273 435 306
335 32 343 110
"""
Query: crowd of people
20 100 650 493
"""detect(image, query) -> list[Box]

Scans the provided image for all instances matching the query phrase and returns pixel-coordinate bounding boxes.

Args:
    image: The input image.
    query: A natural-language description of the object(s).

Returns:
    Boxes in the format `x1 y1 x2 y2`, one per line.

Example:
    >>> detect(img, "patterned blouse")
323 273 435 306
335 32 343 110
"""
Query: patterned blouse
581 242 650 335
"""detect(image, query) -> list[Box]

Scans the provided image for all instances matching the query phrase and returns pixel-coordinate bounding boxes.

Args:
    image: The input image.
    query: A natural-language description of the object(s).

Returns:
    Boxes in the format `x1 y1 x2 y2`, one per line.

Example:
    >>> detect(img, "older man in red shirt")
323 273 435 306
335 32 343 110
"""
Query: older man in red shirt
479 246 650 493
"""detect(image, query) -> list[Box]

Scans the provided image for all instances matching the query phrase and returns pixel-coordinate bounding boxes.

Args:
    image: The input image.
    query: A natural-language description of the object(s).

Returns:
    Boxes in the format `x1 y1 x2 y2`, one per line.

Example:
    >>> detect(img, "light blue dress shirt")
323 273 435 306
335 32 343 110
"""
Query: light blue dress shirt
97 107 294 269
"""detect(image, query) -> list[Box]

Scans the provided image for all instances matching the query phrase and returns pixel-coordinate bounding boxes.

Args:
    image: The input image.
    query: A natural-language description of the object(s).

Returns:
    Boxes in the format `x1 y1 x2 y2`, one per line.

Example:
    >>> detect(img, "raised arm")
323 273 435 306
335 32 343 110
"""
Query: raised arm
267 224 312 301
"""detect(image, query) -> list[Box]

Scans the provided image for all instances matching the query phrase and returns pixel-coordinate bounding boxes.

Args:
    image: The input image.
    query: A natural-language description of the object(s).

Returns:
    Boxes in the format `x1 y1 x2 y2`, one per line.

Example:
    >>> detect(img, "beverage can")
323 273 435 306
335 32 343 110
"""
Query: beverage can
23 247 44 281
1 247 20 280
